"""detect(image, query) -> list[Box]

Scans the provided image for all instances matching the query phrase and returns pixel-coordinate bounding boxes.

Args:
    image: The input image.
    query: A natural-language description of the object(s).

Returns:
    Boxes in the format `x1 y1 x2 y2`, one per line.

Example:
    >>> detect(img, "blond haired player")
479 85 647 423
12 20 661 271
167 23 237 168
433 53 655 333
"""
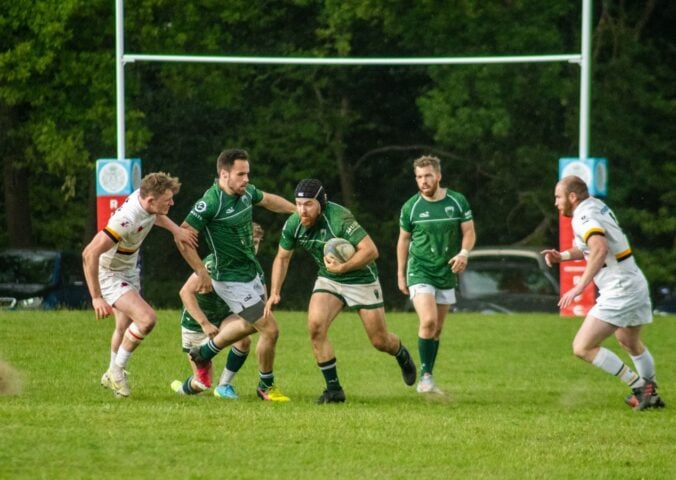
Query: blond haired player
83 172 197 397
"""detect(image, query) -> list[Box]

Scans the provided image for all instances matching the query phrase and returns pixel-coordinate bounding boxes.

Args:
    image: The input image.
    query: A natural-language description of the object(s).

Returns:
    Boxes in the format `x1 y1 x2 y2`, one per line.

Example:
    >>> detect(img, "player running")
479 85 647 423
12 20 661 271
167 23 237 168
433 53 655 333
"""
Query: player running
541 175 665 411
264 178 416 404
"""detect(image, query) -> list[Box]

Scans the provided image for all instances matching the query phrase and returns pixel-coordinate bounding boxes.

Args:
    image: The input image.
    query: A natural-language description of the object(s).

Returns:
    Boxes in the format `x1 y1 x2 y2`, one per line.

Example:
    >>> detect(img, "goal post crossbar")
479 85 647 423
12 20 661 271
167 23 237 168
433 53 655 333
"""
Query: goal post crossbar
116 0 592 160
122 53 582 66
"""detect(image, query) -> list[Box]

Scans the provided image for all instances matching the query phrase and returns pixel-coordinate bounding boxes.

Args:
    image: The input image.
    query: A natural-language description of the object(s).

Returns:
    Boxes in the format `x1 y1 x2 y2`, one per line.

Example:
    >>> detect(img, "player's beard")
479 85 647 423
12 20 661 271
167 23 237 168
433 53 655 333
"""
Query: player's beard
560 199 574 217
228 179 247 196
420 181 438 198
300 212 319 228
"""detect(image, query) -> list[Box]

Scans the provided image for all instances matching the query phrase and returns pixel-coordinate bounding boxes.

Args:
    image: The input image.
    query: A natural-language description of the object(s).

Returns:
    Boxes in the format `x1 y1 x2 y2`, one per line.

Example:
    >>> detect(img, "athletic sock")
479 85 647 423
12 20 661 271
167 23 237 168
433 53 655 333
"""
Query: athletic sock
109 351 117 370
258 370 274 389
181 376 199 395
429 339 440 372
318 358 342 391
630 348 656 382
223 347 249 376
199 339 223 361
114 347 132 369
418 337 436 376
592 347 644 388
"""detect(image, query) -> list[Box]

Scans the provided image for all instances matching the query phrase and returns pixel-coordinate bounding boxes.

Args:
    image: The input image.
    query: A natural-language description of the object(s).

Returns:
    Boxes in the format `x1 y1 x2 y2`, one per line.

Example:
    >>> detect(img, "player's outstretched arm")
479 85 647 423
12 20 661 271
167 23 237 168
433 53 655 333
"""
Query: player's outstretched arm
156 214 198 248
258 192 295 214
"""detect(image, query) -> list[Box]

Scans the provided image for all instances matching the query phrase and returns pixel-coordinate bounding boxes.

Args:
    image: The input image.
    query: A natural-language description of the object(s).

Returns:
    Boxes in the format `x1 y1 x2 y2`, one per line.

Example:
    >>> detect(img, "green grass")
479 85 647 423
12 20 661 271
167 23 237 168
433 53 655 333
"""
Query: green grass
0 310 674 479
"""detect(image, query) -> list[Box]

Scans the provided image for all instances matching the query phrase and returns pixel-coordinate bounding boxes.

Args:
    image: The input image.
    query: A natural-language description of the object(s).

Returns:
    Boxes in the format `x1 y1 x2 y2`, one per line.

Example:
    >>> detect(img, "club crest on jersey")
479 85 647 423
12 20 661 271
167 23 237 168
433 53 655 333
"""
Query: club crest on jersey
241 196 250 206
194 201 207 213
445 206 455 217
320 228 327 240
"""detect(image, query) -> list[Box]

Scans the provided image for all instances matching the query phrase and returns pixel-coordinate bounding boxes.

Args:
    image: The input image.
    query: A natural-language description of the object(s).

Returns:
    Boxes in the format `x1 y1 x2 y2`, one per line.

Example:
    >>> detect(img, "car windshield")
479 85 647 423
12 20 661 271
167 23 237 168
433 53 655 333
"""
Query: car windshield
0 251 57 284
461 263 557 298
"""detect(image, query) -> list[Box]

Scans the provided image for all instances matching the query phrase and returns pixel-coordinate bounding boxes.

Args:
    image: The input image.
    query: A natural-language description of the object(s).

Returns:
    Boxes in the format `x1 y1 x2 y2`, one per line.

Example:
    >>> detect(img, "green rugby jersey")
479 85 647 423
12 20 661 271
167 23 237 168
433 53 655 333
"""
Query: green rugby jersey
399 189 473 289
279 202 378 284
180 255 232 332
184 182 263 282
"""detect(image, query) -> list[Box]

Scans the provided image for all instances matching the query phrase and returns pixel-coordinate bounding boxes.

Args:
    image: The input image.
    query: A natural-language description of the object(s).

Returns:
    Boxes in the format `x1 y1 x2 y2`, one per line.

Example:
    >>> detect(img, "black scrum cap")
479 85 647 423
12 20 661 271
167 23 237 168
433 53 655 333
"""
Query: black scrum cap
294 178 327 211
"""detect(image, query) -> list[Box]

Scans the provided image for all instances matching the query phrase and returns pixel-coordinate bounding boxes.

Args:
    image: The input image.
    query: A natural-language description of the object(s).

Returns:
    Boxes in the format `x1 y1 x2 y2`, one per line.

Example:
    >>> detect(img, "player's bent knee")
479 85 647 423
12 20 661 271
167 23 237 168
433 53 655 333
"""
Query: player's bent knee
370 335 389 352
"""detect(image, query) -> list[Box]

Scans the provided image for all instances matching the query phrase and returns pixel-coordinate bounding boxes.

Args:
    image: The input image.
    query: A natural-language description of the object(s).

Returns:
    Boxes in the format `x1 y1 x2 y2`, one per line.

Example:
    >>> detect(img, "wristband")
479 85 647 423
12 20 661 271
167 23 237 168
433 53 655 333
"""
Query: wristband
458 249 470 258
560 251 571 261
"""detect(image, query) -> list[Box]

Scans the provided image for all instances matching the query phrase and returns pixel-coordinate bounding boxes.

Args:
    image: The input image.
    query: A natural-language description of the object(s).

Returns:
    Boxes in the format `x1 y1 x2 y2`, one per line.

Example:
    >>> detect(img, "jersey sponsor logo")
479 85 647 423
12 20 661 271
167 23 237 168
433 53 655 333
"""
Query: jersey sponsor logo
444 206 455 217
346 223 359 235
419 211 430 218
194 201 207 213
226 207 235 214
243 294 252 302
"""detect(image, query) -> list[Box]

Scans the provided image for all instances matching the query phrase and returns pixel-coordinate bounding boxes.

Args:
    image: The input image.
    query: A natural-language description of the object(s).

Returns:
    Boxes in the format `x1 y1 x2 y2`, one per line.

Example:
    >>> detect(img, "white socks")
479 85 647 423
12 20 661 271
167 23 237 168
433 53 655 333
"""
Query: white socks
630 348 656 382
592 347 643 388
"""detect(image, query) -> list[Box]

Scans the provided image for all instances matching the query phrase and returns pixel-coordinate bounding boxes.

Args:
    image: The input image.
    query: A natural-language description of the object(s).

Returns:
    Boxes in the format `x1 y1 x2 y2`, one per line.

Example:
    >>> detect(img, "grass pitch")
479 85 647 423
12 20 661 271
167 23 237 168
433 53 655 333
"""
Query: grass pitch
0 310 674 479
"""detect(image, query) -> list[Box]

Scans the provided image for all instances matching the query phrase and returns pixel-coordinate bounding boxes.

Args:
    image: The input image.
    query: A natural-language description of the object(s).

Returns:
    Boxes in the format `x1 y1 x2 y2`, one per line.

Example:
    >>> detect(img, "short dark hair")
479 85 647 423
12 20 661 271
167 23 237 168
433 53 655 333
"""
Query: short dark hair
216 149 249 174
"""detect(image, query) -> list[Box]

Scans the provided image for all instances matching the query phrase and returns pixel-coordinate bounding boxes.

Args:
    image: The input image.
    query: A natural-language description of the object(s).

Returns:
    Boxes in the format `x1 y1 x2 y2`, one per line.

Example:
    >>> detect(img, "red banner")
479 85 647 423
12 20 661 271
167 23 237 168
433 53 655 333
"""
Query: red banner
559 213 596 317
96 195 128 231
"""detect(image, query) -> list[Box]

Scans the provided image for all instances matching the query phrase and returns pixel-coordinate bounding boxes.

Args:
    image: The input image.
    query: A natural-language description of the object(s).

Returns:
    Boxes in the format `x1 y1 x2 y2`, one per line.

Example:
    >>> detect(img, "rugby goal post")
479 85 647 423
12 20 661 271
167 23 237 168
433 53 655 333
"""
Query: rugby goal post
114 0 593 161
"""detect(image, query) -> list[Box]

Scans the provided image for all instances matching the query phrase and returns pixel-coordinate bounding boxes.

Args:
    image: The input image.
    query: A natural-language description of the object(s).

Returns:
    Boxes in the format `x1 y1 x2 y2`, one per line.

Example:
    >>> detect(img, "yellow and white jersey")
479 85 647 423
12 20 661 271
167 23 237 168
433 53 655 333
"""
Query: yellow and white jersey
572 196 642 292
99 190 156 272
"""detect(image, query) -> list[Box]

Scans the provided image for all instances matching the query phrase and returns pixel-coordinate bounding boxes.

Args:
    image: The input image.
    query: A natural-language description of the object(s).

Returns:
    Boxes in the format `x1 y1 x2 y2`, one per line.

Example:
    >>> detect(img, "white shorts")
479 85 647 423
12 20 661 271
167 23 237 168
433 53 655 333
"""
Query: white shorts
590 286 653 328
181 327 209 352
409 284 456 305
98 268 140 306
313 277 384 309
211 276 266 316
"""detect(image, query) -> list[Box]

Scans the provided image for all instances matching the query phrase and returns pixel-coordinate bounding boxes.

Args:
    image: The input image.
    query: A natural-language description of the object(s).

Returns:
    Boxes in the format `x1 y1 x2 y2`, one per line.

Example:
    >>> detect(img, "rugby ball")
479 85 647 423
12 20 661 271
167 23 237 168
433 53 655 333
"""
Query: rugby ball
323 238 356 263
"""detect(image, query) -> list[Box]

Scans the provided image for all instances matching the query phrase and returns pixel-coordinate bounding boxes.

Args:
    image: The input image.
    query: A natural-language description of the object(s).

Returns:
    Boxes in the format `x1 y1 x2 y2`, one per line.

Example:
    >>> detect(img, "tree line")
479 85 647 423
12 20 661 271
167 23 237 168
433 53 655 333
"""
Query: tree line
1 1 674 309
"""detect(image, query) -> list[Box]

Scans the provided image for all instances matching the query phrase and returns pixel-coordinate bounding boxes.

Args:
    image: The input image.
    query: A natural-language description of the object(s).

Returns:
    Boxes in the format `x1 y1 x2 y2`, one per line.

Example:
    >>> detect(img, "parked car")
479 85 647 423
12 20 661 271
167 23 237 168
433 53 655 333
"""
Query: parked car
653 286 676 316
0 249 90 310
454 246 560 313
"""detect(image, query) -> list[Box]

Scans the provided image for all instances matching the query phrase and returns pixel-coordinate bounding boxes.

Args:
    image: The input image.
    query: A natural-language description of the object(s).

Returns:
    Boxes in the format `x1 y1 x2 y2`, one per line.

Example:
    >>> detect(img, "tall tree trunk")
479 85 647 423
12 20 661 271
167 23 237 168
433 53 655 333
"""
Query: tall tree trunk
2 155 33 247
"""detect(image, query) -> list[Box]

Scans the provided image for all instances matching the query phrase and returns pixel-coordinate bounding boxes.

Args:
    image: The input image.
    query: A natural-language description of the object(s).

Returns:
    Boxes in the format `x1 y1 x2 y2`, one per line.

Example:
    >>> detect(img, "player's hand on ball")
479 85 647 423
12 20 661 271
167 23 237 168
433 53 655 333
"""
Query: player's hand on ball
324 255 345 274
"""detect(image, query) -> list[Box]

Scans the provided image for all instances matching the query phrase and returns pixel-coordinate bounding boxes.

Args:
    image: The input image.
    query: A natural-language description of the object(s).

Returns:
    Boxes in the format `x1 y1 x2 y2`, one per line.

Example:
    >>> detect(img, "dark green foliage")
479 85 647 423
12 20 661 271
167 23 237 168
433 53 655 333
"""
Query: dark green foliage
1 1 674 307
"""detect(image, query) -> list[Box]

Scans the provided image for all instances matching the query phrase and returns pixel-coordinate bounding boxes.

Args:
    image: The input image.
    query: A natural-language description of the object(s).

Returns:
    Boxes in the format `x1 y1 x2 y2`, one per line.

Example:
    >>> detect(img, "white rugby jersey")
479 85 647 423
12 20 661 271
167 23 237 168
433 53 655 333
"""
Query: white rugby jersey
99 190 156 271
572 196 639 290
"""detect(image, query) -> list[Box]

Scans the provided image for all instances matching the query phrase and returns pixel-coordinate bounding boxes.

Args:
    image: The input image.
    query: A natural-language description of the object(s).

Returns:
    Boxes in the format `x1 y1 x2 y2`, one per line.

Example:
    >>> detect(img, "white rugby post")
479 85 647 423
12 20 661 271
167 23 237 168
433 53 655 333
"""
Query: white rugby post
115 0 593 160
